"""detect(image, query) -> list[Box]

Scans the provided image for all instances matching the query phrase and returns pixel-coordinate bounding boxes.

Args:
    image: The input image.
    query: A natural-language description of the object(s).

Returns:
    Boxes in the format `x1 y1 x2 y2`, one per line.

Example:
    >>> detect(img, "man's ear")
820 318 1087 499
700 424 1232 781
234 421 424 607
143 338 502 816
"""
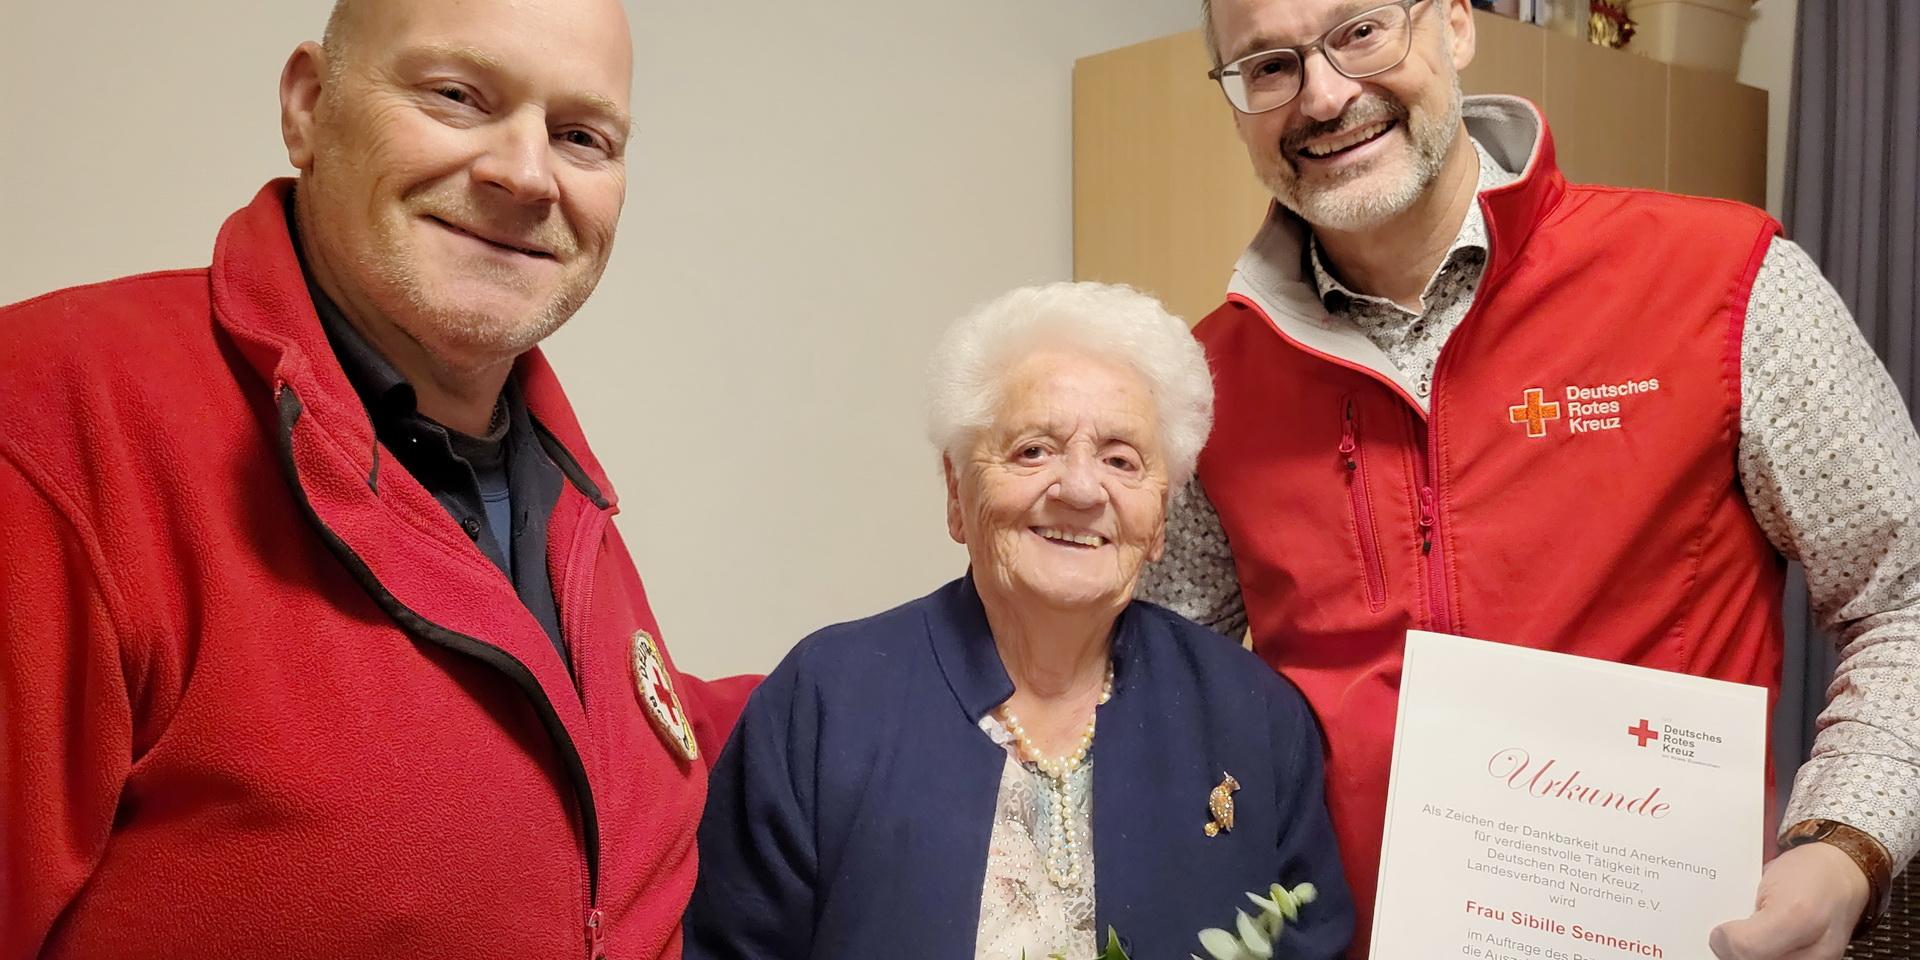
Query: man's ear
281 41 330 171
1446 0 1477 72
944 455 967 545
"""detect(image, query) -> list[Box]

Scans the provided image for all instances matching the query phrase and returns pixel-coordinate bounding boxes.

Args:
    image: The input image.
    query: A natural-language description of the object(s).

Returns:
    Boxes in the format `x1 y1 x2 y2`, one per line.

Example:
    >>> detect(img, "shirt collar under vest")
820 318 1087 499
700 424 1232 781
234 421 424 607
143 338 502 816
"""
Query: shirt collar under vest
1223 95 1566 411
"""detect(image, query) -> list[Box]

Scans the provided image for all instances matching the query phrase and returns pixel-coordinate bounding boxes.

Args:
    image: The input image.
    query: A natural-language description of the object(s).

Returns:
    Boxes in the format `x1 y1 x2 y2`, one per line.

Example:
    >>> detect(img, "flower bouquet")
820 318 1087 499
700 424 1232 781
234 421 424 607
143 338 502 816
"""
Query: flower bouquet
1029 881 1319 960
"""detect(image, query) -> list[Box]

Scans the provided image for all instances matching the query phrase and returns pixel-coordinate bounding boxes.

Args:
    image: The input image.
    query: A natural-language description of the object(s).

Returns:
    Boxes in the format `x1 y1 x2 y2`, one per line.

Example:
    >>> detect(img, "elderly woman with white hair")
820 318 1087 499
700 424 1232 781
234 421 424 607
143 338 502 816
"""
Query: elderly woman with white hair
685 282 1352 960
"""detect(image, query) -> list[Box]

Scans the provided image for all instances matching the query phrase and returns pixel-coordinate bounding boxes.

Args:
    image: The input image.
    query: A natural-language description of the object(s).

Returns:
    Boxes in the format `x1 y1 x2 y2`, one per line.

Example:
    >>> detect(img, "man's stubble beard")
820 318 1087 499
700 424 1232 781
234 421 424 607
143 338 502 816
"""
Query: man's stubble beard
1259 76 1464 233
305 135 606 366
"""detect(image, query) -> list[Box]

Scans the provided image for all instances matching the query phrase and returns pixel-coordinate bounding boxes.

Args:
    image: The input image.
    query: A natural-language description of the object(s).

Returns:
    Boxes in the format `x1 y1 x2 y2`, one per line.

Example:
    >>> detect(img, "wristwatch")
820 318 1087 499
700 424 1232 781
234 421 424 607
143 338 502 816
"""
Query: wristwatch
1779 818 1894 940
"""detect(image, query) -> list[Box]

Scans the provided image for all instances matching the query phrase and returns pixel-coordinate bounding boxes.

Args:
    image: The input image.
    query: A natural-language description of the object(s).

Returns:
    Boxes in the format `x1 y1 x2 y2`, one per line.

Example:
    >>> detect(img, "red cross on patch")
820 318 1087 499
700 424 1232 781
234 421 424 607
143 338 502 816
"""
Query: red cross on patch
652 678 682 724
630 629 699 762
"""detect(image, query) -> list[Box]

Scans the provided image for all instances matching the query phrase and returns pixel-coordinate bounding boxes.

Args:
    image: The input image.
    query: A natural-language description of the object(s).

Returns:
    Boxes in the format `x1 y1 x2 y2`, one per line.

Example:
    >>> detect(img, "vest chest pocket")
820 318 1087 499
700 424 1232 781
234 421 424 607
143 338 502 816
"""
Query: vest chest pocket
1339 396 1389 611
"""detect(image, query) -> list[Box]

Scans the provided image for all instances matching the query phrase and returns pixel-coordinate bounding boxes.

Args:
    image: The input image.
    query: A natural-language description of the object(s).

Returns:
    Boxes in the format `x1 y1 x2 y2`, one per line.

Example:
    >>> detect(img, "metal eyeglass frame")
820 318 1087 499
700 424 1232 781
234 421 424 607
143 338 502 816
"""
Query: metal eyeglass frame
1206 0 1429 115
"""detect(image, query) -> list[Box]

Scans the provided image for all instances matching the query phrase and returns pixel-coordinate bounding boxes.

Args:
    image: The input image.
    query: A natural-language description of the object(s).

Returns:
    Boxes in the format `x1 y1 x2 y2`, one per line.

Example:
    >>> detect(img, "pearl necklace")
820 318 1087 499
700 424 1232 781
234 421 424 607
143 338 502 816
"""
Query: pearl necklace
993 662 1115 889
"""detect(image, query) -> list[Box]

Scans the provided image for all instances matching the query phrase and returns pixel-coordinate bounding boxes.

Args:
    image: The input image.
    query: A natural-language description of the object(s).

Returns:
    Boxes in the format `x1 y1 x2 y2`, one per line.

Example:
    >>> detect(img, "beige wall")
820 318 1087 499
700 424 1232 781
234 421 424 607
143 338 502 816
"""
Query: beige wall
0 0 1203 677
1737 0 1799 217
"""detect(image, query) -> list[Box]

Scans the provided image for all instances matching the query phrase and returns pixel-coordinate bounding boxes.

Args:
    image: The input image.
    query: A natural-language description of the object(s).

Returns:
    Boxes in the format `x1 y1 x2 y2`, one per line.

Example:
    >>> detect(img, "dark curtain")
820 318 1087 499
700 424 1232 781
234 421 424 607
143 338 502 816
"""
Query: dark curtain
1772 0 1920 818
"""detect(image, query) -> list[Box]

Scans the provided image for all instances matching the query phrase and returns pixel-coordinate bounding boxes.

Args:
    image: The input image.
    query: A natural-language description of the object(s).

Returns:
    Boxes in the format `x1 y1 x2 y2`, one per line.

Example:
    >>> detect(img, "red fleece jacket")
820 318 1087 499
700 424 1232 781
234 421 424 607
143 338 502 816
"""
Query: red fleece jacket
0 180 757 960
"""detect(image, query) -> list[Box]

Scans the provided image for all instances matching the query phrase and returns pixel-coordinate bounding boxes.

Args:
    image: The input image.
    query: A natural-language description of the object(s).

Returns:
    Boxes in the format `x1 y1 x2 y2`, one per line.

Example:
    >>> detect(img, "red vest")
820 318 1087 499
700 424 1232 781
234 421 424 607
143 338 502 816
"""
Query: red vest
1192 101 1783 952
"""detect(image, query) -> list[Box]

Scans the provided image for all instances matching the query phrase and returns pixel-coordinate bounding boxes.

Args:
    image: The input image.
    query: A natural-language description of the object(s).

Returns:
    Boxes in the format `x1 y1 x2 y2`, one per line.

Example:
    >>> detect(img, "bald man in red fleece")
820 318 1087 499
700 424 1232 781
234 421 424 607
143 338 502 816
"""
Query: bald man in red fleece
0 2 755 957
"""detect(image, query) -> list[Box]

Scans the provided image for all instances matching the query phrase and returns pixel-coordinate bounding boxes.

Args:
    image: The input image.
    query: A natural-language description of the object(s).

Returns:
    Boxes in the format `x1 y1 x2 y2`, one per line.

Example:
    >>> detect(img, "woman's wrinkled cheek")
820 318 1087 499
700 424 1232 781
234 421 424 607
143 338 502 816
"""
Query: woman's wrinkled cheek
992 536 1026 585
973 493 1025 578
954 467 1009 577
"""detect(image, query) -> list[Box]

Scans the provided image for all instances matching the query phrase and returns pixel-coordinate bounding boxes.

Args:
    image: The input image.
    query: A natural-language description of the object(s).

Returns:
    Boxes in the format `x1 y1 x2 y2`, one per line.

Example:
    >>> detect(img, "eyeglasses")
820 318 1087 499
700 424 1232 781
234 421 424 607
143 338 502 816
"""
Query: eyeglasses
1208 0 1428 115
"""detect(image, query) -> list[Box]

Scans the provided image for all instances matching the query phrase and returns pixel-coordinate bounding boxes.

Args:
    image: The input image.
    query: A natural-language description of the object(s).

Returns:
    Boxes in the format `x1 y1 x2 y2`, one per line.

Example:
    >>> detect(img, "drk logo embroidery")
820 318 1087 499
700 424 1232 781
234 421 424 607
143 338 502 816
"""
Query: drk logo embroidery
1507 378 1662 438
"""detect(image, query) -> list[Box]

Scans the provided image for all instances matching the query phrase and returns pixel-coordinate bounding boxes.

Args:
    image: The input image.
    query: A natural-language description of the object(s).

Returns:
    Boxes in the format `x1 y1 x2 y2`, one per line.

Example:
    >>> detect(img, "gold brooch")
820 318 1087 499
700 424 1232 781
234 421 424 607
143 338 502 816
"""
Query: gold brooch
1204 773 1240 837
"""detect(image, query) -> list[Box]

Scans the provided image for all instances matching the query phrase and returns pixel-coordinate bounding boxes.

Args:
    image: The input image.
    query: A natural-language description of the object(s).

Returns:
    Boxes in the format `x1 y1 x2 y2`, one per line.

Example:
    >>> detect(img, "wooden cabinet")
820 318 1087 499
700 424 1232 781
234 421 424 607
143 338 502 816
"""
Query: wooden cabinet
1072 12 1768 324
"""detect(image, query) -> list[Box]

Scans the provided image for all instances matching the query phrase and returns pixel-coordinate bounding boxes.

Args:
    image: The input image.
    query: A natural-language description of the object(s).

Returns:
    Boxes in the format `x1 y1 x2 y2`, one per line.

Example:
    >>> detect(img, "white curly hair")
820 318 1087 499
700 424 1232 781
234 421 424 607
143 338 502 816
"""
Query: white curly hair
925 281 1215 488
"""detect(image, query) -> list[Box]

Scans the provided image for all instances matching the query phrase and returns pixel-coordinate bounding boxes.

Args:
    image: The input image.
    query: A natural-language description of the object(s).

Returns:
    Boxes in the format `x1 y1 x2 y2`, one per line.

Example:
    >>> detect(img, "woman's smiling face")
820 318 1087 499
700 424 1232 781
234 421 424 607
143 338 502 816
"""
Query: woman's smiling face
947 348 1171 614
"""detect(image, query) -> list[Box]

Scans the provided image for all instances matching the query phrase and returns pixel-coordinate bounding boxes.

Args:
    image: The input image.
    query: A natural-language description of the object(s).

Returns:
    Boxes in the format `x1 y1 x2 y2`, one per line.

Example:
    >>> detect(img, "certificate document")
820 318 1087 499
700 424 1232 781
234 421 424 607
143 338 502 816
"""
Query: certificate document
1370 631 1767 960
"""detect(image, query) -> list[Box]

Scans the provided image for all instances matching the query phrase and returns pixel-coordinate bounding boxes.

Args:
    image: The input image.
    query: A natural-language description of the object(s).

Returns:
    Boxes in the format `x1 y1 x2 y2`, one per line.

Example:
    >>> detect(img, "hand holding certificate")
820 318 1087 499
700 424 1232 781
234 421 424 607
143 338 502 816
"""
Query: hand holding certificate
1371 632 1768 960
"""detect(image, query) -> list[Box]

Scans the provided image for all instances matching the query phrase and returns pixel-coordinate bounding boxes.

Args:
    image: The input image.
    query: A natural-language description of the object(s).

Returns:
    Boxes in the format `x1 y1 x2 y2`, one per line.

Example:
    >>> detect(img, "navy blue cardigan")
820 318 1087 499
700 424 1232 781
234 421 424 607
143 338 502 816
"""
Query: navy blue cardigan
685 577 1353 959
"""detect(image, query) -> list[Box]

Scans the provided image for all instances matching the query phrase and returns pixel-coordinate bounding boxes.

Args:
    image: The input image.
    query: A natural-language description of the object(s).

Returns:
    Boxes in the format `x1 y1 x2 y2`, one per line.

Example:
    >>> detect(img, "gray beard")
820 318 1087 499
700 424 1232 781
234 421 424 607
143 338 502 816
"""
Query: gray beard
1268 80 1464 233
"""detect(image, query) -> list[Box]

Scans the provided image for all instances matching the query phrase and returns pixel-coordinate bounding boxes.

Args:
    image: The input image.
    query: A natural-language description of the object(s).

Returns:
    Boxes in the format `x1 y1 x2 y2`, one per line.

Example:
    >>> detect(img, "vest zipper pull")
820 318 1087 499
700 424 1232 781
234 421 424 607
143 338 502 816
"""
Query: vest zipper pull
1417 486 1437 554
1340 400 1358 470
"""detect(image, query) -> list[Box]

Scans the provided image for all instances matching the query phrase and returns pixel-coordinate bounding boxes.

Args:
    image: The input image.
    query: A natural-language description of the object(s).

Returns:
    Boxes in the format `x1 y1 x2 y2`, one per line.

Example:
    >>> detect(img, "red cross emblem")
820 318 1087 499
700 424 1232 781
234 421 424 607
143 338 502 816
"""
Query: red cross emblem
1628 719 1660 748
1508 388 1561 438
630 629 699 762
651 677 682 724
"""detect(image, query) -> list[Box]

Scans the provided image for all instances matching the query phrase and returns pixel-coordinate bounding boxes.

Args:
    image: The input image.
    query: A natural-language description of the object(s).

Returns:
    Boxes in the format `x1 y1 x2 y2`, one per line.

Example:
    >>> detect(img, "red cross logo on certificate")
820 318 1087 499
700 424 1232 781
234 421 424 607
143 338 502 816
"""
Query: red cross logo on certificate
1628 719 1660 748
1508 388 1561 438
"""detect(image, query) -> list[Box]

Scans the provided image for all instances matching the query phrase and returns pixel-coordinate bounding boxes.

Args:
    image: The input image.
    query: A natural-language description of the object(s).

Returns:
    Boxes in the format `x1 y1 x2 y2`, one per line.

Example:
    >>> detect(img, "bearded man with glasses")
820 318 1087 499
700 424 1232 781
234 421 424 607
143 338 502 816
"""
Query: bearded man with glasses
1139 1 1920 958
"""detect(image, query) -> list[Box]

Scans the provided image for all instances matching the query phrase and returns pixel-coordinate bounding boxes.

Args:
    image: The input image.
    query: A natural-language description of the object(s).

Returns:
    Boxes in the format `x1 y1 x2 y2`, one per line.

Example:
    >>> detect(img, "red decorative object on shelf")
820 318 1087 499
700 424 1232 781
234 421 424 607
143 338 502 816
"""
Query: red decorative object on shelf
1590 0 1636 47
